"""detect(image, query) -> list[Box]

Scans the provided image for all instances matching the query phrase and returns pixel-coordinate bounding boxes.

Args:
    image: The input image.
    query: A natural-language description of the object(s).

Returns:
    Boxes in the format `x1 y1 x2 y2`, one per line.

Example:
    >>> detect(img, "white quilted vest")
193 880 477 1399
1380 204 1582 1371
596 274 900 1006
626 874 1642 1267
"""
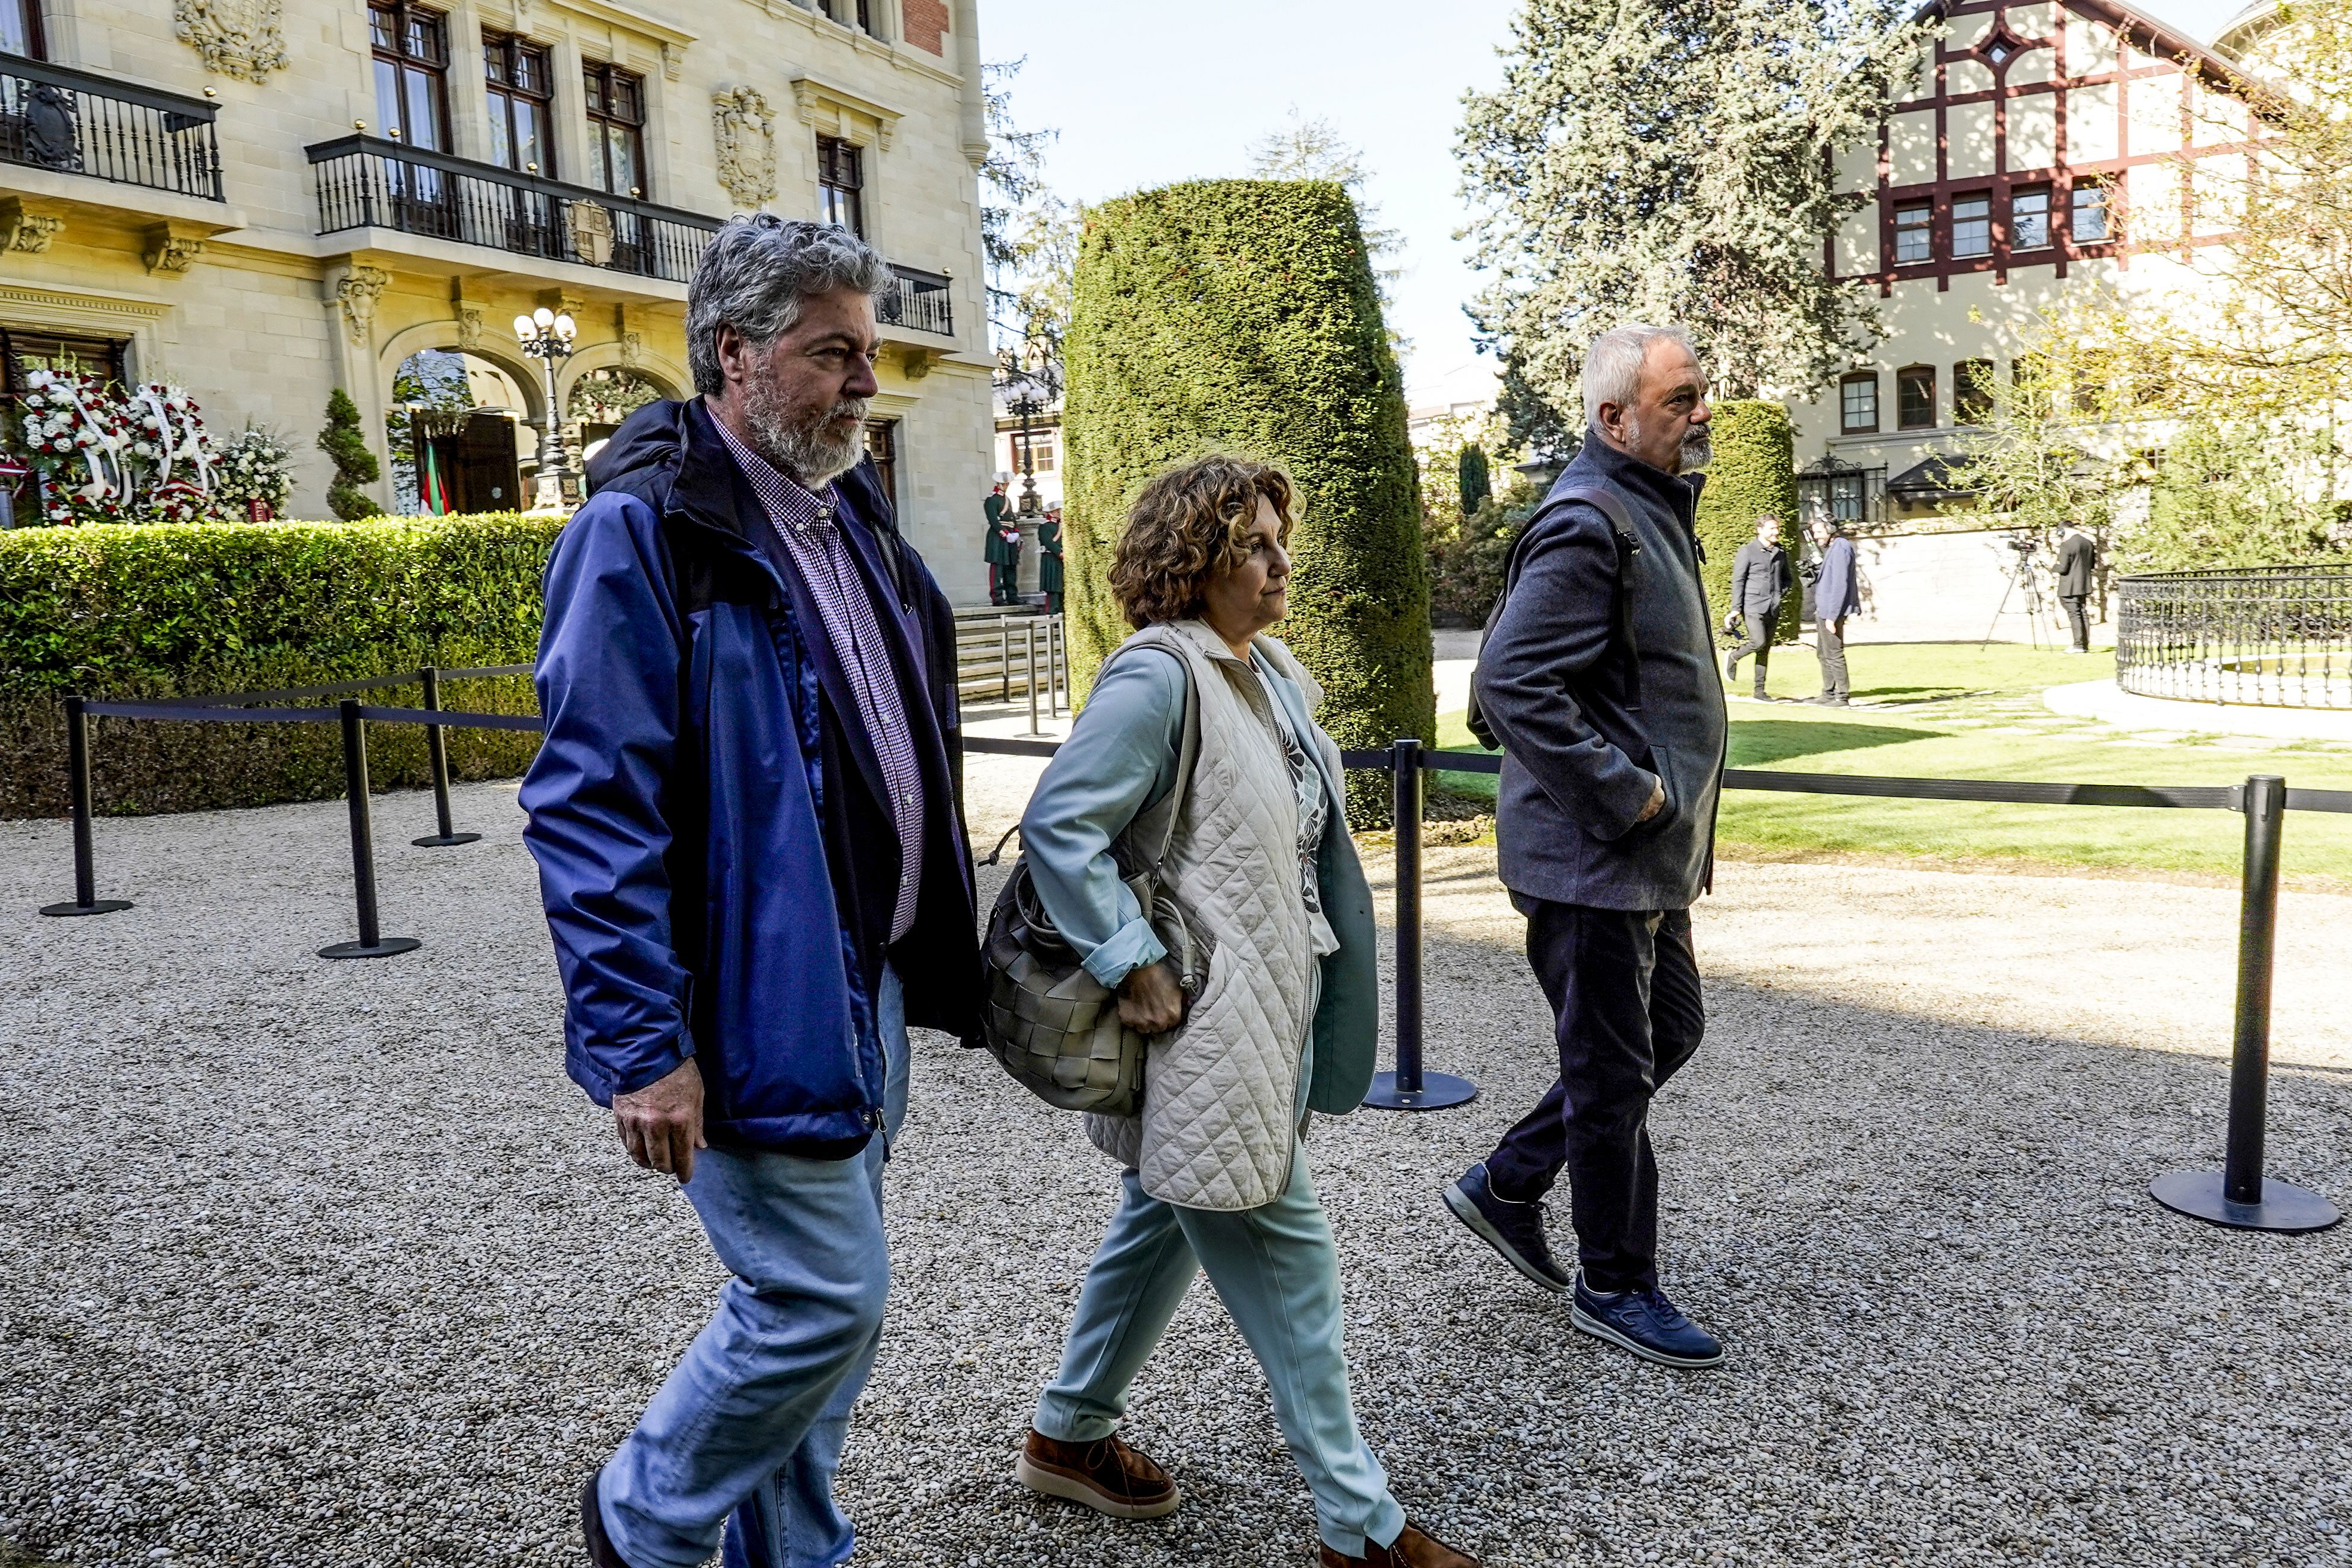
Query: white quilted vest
1083 620 1327 1210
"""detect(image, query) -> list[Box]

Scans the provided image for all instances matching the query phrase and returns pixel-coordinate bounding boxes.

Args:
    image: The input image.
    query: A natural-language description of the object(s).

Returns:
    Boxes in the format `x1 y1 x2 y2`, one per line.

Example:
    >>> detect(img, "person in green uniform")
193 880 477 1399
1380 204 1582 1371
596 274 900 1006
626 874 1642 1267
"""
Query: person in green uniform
985 483 1016 605
1039 506 1065 615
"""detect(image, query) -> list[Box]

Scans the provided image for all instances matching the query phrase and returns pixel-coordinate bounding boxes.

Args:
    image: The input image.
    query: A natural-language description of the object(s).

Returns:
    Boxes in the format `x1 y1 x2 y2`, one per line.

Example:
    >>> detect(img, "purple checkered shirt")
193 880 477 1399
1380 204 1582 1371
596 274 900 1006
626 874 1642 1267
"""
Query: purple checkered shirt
712 417 924 942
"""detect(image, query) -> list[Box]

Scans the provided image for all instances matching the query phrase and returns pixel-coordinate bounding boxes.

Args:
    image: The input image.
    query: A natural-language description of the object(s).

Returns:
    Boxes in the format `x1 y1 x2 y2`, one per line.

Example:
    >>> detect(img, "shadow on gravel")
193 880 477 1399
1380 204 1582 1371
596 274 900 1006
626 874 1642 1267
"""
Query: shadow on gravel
2 828 2347 1568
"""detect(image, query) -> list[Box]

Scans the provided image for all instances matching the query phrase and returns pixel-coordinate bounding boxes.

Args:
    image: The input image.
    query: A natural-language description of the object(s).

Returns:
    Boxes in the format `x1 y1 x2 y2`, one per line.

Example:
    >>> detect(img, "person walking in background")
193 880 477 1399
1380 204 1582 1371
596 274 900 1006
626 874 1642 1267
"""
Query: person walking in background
985 482 1020 605
1039 504 1065 615
1722 513 1791 700
523 216 981 1568
1442 323 1729 1370
1808 516 1861 706
2056 522 2098 654
1015 457 1479 1568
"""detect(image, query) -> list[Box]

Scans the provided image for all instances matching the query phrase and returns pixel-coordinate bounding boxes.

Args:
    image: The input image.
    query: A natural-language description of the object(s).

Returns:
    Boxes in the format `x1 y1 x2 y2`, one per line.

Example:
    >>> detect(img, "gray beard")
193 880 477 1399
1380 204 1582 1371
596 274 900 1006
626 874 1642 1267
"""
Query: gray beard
743 378 869 488
1675 424 1713 474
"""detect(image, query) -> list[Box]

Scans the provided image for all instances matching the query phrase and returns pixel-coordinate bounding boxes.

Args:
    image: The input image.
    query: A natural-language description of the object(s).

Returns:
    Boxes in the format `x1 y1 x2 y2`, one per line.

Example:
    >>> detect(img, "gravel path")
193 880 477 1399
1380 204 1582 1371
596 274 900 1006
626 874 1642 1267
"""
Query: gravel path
4 764 2348 1568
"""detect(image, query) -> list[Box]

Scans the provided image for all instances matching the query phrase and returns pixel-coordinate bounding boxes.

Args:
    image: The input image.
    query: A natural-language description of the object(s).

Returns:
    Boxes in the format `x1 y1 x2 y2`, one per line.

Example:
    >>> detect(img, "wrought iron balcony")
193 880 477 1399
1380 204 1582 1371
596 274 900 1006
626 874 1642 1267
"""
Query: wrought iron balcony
0 51 223 201
879 263 953 337
306 134 721 284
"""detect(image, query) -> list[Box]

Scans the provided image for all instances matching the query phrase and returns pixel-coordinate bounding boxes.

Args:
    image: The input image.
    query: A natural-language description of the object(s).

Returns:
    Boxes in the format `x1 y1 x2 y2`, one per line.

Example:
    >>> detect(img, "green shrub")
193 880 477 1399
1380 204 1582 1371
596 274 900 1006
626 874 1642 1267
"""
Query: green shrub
1457 443 1492 518
0 513 559 817
1692 400 1802 644
1064 178 1431 821
318 389 384 521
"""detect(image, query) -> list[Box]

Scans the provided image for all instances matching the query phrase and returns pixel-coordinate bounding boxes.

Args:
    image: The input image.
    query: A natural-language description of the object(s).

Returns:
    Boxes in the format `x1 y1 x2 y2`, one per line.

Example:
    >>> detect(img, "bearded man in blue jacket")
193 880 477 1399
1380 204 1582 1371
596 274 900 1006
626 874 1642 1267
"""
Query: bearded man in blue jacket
520 216 980 1568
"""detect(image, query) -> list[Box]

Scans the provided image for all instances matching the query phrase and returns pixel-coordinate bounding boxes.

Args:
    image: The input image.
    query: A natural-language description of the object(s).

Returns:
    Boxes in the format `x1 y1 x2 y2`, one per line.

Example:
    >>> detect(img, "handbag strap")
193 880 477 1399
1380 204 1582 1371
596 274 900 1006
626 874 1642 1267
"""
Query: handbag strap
1111 642 1202 883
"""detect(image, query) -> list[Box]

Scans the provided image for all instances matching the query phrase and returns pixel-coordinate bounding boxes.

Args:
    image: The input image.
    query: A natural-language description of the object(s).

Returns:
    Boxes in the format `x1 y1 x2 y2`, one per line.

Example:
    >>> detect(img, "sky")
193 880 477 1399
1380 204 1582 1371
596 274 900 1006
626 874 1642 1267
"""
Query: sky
978 0 2256 409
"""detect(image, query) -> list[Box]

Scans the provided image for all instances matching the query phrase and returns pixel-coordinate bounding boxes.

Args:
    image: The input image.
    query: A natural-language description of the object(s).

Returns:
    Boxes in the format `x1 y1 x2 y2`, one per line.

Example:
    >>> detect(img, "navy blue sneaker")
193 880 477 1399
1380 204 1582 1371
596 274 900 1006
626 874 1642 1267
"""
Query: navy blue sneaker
1570 1273 1724 1368
1444 1162 1571 1293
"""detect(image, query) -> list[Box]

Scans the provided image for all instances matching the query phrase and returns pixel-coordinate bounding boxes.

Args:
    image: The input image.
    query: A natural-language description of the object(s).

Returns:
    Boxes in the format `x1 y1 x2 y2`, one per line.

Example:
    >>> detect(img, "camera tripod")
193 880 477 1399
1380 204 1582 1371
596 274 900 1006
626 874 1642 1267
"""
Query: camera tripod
1982 537 2053 650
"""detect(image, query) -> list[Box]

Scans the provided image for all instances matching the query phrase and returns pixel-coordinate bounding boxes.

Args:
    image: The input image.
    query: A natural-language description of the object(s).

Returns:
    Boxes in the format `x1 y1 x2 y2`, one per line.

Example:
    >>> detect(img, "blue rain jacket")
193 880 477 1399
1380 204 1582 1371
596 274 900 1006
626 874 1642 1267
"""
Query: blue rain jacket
521 399 980 1159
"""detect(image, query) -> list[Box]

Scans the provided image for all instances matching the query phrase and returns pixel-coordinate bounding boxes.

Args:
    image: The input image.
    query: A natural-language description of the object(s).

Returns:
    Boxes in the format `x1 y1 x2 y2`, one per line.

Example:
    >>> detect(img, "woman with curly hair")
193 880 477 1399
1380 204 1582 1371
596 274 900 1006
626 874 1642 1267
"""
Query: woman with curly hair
1009 454 1480 1568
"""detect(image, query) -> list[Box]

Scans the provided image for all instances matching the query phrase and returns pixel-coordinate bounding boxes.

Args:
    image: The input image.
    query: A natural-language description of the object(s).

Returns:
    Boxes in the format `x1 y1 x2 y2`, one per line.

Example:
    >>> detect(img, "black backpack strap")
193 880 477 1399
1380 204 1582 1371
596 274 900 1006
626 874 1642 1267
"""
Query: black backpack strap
1468 485 1645 746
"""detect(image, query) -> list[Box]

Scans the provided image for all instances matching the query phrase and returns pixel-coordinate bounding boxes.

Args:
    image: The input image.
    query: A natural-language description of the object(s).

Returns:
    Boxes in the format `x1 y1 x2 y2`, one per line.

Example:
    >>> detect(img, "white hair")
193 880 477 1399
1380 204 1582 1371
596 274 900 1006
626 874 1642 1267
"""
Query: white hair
1582 323 1695 427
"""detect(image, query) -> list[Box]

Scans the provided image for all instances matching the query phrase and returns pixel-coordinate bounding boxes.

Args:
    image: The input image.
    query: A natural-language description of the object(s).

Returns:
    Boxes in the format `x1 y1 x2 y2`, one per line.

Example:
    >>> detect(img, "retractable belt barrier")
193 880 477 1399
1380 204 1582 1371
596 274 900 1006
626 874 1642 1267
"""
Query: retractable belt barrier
37 687 2348 1236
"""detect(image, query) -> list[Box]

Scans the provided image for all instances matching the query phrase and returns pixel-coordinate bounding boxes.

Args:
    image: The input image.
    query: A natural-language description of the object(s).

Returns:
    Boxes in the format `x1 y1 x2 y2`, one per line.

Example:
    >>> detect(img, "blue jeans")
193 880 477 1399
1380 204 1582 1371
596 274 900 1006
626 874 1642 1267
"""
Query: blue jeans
1033 1144 1407 1557
601 968 908 1568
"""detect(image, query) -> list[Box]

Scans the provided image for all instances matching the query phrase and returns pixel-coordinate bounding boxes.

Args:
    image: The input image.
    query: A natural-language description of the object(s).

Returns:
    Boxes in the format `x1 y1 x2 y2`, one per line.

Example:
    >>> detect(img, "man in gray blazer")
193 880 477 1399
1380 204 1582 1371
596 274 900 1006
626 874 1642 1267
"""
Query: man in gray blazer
1723 514 1792 700
1808 517 1862 705
1442 323 1728 1369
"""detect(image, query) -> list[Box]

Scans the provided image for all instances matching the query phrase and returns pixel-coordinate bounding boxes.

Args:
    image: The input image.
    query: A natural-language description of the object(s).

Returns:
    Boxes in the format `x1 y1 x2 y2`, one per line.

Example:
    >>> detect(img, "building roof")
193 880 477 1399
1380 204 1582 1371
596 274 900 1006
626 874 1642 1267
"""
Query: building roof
1910 0 2264 97
1887 453 1981 500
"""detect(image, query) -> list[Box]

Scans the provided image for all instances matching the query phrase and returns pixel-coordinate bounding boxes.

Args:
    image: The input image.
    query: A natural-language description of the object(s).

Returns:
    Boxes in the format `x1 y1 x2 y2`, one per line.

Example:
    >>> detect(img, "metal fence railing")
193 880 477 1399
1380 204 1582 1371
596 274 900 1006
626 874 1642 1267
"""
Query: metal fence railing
0 51 223 201
305 134 720 283
878 264 954 338
33 692 2350 1237
2118 565 2352 710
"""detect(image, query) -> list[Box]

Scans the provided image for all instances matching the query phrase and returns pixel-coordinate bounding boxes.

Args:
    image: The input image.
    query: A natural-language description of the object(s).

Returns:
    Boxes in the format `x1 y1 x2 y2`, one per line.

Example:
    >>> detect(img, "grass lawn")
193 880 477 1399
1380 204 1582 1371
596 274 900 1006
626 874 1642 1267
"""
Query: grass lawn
1432 641 2352 887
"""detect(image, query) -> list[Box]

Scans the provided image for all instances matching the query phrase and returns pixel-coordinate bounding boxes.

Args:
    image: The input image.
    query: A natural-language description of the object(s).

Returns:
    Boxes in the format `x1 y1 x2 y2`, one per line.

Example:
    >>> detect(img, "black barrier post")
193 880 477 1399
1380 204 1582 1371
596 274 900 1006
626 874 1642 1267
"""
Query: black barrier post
320 699 421 960
1364 737 1477 1111
40 694 133 917
2152 774 2338 1233
411 667 482 849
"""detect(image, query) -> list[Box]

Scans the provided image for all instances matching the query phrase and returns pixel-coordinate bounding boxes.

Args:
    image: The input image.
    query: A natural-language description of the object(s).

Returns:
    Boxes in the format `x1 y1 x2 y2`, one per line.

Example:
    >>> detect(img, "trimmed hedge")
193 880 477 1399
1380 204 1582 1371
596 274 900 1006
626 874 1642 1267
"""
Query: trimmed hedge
1692 401 1802 644
1 513 561 817
1064 178 1432 822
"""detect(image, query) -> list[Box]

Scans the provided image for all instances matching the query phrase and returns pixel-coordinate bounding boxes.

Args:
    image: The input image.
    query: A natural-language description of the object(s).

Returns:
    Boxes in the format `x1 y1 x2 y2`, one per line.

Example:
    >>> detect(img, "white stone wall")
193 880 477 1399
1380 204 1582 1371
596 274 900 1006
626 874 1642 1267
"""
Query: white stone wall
1 0 996 598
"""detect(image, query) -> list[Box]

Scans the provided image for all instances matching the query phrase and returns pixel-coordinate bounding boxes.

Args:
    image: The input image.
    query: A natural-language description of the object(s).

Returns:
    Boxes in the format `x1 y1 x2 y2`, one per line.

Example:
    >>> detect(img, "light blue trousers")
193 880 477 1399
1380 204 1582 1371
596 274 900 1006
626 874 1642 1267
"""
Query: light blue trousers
601 968 908 1568
1033 1143 1408 1557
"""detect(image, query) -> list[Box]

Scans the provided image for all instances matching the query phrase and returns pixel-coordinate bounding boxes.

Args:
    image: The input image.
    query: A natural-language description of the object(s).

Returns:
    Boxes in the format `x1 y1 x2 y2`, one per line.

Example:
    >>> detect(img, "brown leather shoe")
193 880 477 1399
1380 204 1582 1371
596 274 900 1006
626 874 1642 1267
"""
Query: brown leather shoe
1319 1522 1481 1568
1015 1428 1181 1519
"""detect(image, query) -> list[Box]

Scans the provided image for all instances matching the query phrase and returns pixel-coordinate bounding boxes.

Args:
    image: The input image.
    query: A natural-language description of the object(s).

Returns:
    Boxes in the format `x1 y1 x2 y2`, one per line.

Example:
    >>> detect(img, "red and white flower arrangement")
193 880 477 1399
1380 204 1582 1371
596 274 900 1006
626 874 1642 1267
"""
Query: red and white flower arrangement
13 370 228 525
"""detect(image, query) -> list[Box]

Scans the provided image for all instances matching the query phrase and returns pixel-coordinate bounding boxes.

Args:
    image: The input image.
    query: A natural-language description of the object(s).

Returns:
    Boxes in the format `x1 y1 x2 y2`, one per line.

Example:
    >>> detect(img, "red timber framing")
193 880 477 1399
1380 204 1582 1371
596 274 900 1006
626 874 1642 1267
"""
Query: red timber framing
1849 0 2262 296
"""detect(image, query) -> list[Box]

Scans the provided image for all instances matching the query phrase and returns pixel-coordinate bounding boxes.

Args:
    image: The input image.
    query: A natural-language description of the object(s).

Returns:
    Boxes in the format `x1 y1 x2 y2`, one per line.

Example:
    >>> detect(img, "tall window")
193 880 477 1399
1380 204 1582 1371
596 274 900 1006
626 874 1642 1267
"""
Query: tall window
370 2 451 151
2072 183 2114 243
1 328 127 392
1840 373 1879 433
1953 359 1996 425
1012 428 1056 473
1892 203 1932 265
0 0 47 58
1951 194 1992 258
483 32 552 174
584 63 647 197
2011 188 2051 250
1897 365 1937 430
817 136 865 236
822 0 877 35
863 418 898 513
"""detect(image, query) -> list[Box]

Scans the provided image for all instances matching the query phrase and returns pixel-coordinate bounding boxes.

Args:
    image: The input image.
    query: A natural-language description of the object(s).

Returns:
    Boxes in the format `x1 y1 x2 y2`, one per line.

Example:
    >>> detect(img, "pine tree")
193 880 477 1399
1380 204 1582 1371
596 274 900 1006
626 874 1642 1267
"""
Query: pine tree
318 388 382 520
1457 443 1492 520
1460 0 1928 446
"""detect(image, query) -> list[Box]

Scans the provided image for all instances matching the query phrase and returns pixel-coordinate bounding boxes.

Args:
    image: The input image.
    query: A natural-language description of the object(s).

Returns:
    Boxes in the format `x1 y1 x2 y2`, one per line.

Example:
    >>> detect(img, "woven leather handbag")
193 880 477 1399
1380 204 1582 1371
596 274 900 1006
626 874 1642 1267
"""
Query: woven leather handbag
979 648 1205 1116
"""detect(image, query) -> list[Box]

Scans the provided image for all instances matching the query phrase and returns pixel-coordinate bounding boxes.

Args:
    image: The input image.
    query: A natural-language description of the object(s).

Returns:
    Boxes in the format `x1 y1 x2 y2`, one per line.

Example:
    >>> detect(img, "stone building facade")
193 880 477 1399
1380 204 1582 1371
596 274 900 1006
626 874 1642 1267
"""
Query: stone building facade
1791 0 2270 531
0 0 998 599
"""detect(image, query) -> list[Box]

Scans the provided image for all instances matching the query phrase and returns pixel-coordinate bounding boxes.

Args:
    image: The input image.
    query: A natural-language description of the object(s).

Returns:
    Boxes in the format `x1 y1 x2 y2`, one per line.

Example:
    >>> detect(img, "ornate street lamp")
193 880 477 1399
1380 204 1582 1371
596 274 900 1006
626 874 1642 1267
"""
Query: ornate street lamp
1008 381 1043 519
513 306 577 510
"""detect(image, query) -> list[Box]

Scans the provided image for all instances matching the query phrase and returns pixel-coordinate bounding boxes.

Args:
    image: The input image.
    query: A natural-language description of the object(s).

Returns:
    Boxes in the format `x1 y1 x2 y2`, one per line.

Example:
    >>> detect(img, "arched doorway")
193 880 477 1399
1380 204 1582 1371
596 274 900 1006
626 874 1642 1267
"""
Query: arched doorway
389 348 538 514
568 365 670 470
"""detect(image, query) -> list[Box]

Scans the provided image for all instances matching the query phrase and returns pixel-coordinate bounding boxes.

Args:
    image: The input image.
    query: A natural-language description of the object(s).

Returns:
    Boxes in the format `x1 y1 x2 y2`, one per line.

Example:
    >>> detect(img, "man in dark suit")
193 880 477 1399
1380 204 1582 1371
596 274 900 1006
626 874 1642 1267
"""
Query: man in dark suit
2056 523 2098 654
1723 513 1792 700
1807 517 1861 705
1441 322 1728 1370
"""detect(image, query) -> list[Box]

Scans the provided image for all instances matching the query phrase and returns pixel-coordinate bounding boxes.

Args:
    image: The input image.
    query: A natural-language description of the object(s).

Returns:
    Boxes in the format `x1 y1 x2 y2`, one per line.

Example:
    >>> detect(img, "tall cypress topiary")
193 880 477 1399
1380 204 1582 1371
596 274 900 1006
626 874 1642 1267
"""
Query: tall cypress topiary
1457 443 1492 519
318 389 382 520
1692 400 1800 644
1063 179 1431 820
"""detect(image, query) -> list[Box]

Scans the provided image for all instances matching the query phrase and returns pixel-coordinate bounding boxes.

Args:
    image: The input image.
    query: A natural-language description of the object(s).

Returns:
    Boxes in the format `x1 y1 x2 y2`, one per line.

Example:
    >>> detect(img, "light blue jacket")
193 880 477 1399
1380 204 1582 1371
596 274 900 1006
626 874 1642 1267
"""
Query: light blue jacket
1017 635 1383 1116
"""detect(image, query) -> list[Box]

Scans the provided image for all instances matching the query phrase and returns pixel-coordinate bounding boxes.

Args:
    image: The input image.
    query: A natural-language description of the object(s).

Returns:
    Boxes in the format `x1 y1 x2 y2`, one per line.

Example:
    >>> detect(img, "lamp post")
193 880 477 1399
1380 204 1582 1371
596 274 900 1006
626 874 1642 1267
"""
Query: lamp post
513 306 577 512
1009 382 1043 519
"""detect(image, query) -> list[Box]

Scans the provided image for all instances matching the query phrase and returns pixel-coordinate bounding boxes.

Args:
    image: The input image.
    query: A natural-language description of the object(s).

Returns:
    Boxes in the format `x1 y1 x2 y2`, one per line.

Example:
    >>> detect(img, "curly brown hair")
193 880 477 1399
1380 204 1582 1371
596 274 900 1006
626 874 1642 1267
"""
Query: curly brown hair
1107 455 1297 629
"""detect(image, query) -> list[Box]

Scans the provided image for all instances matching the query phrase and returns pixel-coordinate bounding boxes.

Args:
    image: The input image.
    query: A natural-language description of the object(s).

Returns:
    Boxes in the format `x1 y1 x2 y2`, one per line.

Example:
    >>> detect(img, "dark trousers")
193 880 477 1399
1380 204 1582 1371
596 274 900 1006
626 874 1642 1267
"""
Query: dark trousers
1725 607 1775 691
1484 901 1705 1294
1817 618 1849 699
2061 593 2090 652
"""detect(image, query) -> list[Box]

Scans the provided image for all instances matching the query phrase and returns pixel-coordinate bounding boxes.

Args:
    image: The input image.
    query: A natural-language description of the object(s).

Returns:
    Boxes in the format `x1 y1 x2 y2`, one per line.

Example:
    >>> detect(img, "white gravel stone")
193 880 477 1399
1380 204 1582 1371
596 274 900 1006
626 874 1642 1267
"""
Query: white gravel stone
2 764 2348 1567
